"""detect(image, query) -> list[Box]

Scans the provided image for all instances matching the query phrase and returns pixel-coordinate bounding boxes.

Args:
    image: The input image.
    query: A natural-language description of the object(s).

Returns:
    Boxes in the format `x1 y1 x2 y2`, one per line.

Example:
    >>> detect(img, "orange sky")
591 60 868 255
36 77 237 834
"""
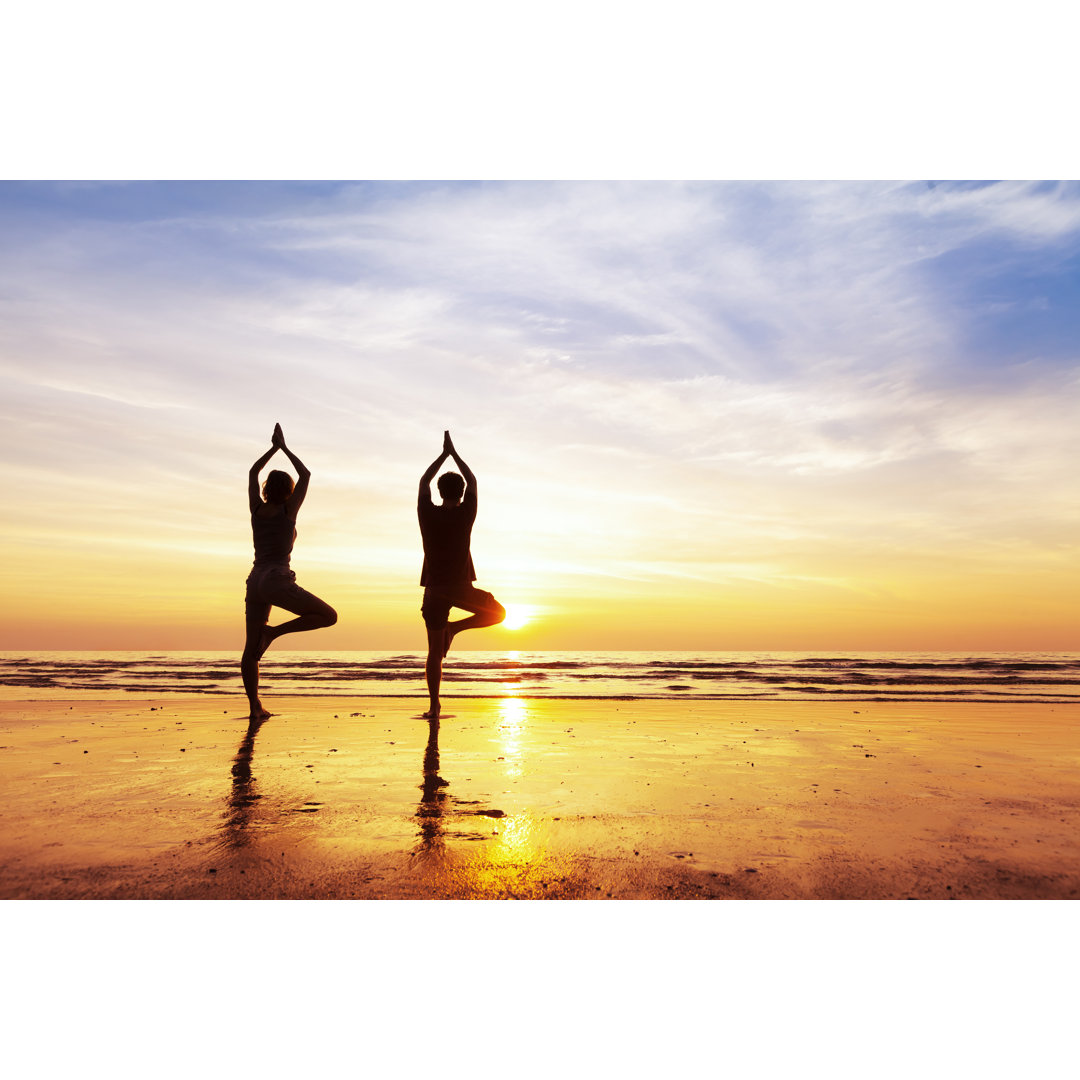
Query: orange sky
2 181 1078 651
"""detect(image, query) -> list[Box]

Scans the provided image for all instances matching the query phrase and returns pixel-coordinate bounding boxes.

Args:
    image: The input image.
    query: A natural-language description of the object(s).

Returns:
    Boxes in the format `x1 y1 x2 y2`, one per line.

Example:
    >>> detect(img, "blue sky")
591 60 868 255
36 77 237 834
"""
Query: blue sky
1 180 1078 649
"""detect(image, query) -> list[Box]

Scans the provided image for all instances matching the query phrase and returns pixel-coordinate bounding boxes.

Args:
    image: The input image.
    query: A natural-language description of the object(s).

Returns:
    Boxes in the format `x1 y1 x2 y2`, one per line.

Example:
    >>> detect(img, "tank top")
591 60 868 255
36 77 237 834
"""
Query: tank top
418 499 476 588
251 507 296 566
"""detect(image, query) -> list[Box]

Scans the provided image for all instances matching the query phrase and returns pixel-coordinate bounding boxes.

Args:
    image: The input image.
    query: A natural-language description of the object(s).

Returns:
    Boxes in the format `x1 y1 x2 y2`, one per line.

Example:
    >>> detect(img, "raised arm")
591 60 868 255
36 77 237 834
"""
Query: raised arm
444 431 476 500
273 424 311 519
418 431 452 506
248 443 278 514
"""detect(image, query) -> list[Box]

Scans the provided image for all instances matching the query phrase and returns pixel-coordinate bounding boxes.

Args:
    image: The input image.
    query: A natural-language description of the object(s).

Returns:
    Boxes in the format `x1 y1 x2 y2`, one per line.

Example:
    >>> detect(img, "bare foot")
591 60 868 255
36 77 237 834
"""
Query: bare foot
422 706 441 720
442 627 455 658
247 701 271 721
258 627 276 659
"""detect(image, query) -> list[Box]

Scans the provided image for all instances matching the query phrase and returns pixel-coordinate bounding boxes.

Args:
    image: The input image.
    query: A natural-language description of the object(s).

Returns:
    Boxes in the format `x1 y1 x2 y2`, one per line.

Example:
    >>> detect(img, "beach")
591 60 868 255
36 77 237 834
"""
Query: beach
2 694 1078 900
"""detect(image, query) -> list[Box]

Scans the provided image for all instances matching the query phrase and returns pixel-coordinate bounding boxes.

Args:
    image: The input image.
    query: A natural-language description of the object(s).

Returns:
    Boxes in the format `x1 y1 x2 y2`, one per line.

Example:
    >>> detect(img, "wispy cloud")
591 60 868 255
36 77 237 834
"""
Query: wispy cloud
2 181 1077 647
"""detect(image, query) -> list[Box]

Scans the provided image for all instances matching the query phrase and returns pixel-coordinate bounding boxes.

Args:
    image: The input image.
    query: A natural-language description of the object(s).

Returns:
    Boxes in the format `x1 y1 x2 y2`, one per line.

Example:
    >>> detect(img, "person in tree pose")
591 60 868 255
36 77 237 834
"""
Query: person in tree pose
241 424 337 719
417 430 505 719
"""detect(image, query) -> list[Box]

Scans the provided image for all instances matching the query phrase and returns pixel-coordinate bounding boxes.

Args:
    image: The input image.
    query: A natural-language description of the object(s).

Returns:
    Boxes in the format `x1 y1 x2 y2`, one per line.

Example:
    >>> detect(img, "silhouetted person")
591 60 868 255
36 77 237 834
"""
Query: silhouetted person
241 424 337 719
418 430 505 718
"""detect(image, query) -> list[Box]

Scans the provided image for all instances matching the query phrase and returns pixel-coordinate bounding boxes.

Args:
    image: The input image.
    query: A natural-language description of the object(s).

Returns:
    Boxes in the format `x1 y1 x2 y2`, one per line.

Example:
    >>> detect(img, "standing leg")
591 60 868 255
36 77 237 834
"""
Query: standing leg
241 601 272 720
424 625 445 719
421 593 452 719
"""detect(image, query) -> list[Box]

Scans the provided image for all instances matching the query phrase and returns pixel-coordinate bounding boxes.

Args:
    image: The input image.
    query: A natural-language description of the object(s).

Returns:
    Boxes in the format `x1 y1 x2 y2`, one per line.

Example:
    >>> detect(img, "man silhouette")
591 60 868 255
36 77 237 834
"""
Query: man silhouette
418 431 505 719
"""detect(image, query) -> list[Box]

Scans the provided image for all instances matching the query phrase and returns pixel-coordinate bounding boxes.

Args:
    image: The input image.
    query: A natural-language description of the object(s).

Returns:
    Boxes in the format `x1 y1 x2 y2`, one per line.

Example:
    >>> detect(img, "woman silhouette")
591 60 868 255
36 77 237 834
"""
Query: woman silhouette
241 424 337 719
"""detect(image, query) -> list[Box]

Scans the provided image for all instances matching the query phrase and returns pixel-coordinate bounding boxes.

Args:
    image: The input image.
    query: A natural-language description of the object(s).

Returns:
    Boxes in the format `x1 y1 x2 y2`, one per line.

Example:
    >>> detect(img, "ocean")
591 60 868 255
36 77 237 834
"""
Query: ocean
1 651 1078 703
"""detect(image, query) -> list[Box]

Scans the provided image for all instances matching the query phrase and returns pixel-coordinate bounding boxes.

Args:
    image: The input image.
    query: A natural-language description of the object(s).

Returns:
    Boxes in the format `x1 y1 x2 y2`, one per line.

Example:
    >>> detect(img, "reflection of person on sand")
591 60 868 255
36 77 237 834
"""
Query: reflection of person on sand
418 430 505 719
415 717 449 853
241 424 337 720
221 717 265 849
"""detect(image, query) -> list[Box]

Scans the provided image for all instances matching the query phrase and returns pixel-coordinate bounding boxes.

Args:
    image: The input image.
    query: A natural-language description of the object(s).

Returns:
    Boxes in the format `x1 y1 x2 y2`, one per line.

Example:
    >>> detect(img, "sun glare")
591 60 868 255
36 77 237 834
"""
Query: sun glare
501 604 535 631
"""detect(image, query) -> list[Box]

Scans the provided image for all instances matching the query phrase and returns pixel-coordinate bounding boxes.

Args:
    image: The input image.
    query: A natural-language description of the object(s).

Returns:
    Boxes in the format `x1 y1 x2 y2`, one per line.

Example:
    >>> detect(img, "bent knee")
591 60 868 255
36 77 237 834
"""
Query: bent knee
317 604 338 627
491 602 506 624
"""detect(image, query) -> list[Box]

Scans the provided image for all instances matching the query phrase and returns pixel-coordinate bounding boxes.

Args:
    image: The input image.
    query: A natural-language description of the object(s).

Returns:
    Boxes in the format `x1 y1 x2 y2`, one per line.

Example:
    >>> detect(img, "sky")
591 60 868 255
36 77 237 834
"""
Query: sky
1 179 1078 651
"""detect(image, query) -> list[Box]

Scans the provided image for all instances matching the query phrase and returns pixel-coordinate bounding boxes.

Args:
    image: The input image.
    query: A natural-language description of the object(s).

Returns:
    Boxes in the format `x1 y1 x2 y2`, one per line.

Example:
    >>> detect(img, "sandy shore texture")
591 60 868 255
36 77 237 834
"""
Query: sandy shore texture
2 695 1078 900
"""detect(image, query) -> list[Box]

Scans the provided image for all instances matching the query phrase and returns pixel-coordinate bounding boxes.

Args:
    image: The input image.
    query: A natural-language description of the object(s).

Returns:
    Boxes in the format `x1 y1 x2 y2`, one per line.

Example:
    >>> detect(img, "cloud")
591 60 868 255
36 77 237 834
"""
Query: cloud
2 180 1077 646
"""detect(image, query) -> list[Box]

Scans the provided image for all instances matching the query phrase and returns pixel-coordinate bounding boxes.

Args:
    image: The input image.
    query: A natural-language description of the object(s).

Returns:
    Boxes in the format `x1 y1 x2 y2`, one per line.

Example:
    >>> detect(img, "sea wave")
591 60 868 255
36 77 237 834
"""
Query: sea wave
1 650 1079 703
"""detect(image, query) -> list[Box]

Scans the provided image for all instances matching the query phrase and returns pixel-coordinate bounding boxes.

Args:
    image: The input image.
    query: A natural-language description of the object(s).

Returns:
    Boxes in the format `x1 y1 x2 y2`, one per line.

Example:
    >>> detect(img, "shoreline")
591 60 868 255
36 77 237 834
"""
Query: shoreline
4 691 1075 708
2 695 1078 900
5 650 1078 707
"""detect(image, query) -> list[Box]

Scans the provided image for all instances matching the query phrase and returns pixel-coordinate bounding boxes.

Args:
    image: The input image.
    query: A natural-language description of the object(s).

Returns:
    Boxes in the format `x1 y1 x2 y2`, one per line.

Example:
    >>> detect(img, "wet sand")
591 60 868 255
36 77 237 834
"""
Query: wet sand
2 695 1078 899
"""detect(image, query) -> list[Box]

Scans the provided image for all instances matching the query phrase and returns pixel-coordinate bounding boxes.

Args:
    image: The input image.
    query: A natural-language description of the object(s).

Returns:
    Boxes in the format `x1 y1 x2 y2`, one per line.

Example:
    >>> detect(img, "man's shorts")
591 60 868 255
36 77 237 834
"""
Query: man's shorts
245 564 322 620
422 584 501 630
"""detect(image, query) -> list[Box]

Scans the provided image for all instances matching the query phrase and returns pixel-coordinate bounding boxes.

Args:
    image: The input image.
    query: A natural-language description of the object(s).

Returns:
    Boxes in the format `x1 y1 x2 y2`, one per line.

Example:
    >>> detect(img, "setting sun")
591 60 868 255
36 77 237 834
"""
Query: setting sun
501 604 535 631
0 181 1077 655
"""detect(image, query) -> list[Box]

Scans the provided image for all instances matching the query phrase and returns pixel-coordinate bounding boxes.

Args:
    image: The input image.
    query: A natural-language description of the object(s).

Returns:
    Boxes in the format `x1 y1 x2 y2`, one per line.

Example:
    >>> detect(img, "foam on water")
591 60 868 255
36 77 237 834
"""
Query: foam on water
1 650 1078 703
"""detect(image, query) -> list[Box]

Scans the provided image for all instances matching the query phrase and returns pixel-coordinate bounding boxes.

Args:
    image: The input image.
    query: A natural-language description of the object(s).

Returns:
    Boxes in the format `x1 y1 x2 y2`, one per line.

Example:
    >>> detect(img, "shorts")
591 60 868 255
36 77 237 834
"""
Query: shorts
245 564 322 622
421 584 501 630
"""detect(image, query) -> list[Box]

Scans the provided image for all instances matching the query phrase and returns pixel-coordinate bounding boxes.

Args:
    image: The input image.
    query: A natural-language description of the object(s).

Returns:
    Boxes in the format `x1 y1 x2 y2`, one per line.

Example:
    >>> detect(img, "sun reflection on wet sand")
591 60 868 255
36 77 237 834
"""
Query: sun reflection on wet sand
455 697 556 890
405 699 570 894
443 803 576 900
489 812 537 862
496 695 527 778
